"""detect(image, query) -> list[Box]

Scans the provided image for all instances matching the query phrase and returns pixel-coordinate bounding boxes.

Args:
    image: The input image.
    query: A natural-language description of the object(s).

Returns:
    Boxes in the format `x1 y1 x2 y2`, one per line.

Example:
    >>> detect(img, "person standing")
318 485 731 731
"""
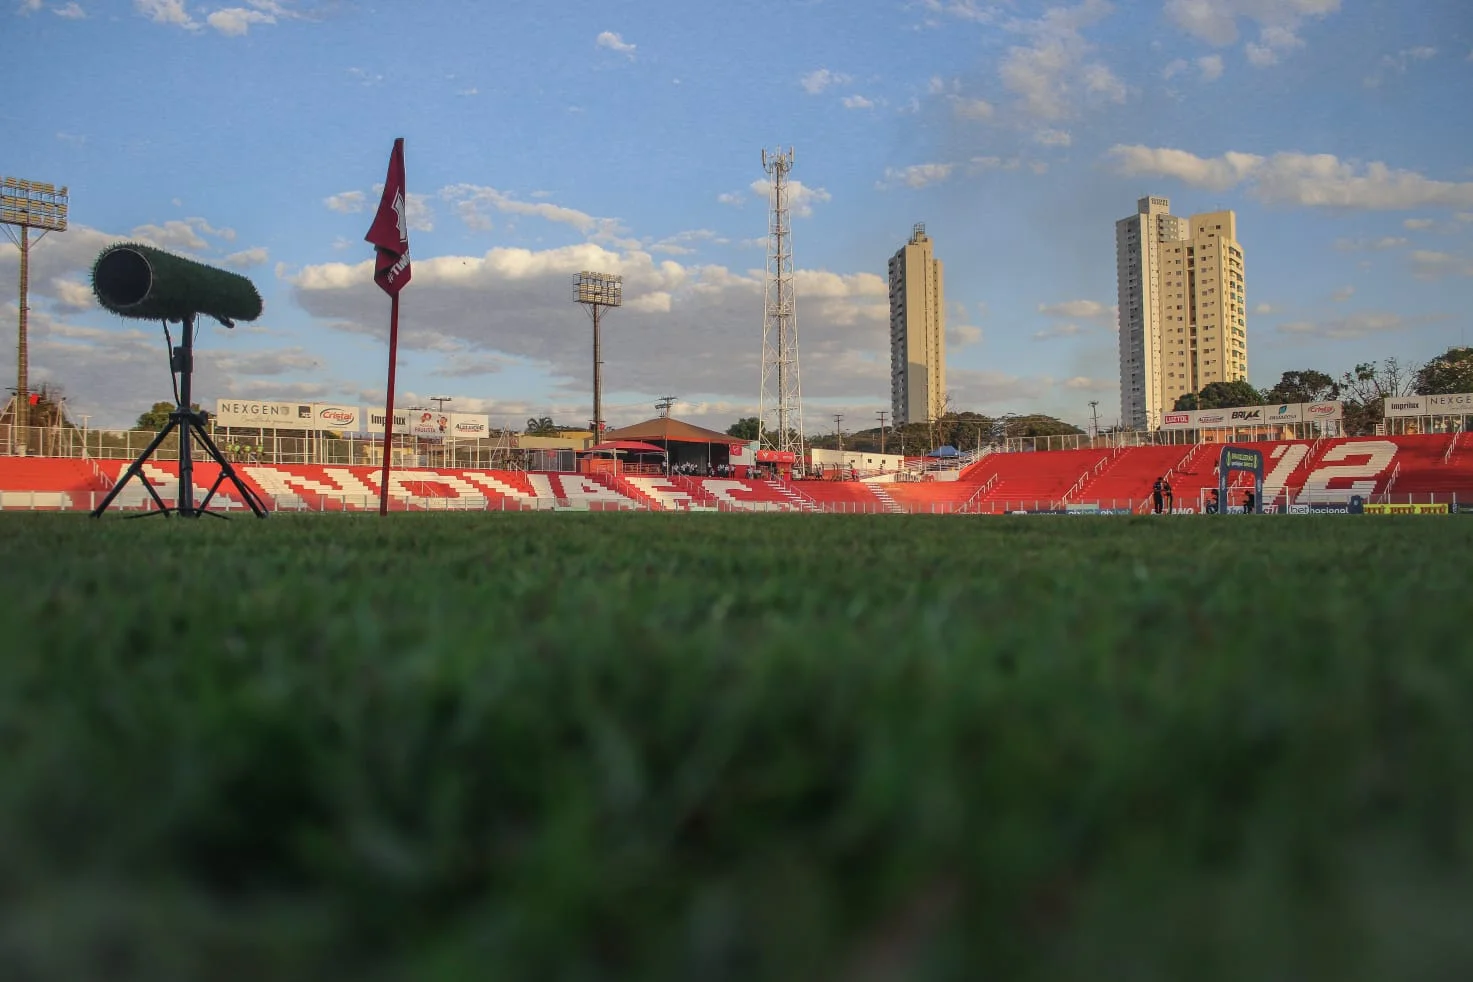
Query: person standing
1163 477 1175 514
1243 489 1256 514
1152 476 1164 515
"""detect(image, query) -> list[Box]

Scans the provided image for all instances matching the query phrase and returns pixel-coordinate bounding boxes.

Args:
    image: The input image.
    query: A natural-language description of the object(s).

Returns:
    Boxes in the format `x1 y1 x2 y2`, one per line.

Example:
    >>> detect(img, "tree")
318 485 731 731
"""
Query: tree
136 402 191 430
1262 370 1339 405
1413 346 1473 396
1339 358 1414 435
1173 380 1263 412
524 416 558 436
726 417 760 440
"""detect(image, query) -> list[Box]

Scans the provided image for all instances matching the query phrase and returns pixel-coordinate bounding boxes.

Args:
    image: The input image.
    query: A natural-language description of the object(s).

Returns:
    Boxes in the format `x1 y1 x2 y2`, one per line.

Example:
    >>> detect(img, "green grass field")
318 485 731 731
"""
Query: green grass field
3 513 1472 981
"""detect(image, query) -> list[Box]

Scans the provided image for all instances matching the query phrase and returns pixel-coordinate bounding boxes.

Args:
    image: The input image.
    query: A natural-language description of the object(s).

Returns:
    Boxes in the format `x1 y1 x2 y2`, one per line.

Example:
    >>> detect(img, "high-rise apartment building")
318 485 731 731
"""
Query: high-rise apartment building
1116 197 1247 430
889 224 946 426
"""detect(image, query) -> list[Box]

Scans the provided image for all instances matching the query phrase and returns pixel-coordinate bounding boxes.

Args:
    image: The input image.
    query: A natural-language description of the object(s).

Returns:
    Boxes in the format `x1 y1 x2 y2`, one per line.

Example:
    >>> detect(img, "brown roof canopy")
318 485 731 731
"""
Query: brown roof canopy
603 417 739 445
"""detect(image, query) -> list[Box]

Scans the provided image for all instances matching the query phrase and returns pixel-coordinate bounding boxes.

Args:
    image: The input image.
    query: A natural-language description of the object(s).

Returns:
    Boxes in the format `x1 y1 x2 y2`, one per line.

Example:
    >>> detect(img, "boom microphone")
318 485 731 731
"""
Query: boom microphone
91 242 263 324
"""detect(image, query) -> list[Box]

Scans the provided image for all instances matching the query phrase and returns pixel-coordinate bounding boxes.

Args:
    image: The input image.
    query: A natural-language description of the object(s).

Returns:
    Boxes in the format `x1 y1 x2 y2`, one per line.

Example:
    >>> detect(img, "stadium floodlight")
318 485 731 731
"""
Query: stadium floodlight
572 271 623 442
88 243 268 520
1 176 69 453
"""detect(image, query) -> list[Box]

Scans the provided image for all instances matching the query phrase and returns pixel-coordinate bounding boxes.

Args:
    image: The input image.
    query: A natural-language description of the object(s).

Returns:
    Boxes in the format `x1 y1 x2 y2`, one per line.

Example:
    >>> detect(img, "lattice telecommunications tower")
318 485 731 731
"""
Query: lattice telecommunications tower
758 147 805 460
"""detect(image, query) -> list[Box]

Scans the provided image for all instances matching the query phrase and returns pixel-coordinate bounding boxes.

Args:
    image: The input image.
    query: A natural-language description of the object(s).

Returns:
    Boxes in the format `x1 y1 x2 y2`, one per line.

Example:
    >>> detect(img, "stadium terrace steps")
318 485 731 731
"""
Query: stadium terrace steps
0 458 107 493
794 481 889 513
974 449 1112 512
884 479 986 513
1380 435 1470 501
1068 445 1186 512
762 480 820 511
869 485 906 514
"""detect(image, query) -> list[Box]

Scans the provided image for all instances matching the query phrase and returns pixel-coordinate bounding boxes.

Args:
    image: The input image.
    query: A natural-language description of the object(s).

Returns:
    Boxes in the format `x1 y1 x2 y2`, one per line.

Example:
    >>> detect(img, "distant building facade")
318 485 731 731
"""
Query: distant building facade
1116 197 1247 430
889 224 946 425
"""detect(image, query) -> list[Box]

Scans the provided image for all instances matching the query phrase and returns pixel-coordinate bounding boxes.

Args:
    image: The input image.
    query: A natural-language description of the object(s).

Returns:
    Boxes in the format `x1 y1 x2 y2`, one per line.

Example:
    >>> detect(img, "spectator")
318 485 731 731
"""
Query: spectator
1207 488 1220 515
1243 489 1255 514
1152 476 1164 515
1162 477 1174 514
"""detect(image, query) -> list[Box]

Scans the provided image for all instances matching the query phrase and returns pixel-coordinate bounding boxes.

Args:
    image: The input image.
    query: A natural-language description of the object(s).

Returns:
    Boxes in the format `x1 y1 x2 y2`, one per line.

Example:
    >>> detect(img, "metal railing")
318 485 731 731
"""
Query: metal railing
2 487 1464 516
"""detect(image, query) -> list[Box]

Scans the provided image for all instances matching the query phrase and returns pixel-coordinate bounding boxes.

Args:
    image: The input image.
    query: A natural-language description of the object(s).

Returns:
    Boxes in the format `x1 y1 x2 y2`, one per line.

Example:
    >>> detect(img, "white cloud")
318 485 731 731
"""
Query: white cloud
998 0 1125 120
927 76 957 95
207 6 273 34
1278 310 1436 340
918 0 999 23
1034 322 1083 340
443 184 609 235
716 192 745 206
952 96 995 119
800 68 851 94
745 179 831 217
876 163 956 190
456 87 478 97
1334 236 1409 251
134 0 198 29
948 323 983 348
1252 302 1273 315
287 245 893 404
1409 250 1473 280
1457 213 1473 223
1198 54 1224 80
1330 285 1354 302
595 31 636 58
346 67 382 86
225 246 270 268
1039 299 1108 318
1403 218 1435 230
1365 45 1437 86
53 2 85 17
50 279 93 312
128 217 236 252
324 190 367 213
1107 145 1473 210
1034 128 1072 147
1165 0 1341 68
17 0 42 13
842 94 875 110
1162 58 1188 79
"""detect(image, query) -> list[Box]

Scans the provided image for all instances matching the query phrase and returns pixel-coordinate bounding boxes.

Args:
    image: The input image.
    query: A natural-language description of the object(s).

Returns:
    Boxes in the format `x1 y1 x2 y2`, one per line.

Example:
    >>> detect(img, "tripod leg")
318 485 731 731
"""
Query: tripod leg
193 424 269 518
91 420 179 518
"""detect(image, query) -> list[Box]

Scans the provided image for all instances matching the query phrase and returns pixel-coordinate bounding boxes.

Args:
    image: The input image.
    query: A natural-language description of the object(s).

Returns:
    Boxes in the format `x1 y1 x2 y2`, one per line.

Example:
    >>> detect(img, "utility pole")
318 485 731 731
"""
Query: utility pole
431 396 452 413
833 413 844 451
1089 400 1101 442
877 410 887 455
656 395 676 418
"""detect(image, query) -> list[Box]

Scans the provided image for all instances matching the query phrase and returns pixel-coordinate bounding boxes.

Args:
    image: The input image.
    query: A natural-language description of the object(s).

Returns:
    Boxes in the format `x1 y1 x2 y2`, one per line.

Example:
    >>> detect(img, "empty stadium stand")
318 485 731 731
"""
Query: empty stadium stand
4 436 1470 513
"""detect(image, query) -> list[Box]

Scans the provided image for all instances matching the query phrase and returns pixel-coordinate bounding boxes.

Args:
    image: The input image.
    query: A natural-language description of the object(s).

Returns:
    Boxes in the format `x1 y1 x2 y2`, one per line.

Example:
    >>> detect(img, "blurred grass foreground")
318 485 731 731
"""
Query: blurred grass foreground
2 512 1472 981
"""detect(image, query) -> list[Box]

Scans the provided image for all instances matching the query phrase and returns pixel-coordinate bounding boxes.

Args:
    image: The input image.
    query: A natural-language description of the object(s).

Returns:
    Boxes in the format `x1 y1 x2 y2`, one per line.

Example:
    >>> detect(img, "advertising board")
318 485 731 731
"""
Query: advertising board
311 404 359 430
1384 396 1427 418
1304 400 1343 421
408 411 451 438
1424 392 1473 415
365 408 410 431
449 413 491 438
1161 411 1193 430
1195 409 1229 426
1264 403 1303 424
1362 503 1451 515
214 400 309 429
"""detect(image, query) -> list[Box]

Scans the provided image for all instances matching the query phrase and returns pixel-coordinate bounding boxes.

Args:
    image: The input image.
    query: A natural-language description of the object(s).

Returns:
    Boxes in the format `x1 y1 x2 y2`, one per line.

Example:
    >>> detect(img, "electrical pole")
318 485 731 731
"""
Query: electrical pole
431 396 452 412
1089 400 1101 442
877 410 887 455
656 395 676 418
833 412 844 451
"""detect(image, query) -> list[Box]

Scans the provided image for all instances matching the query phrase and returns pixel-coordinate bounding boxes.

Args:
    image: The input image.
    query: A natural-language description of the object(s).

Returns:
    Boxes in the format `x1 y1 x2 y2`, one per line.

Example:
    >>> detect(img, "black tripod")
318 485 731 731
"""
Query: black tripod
91 313 268 519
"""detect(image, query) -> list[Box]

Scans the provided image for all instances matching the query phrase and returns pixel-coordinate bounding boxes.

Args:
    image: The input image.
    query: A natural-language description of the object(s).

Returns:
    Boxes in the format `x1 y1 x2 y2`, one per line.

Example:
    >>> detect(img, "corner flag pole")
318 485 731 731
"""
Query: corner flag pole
364 137 413 516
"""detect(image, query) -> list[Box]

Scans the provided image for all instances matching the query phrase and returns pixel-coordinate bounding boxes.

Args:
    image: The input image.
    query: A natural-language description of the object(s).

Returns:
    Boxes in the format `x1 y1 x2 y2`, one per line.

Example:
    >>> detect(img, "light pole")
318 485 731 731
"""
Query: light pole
573 271 623 444
1 176 69 456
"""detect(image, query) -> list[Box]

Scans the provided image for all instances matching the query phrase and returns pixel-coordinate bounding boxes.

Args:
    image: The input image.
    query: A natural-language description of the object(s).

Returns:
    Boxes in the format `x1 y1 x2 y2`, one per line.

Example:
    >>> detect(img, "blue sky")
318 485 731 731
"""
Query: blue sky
4 0 1472 431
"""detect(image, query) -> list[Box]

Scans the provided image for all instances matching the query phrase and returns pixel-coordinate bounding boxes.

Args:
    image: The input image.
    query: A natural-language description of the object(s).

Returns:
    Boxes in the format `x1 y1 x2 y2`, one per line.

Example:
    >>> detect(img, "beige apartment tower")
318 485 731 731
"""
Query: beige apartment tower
1116 197 1246 429
889 224 946 426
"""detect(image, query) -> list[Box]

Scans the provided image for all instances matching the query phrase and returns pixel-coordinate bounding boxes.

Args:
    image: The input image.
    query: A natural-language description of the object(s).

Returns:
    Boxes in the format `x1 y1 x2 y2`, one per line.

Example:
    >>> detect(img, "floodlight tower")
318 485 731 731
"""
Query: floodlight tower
573 271 623 442
758 147 805 460
1 176 69 456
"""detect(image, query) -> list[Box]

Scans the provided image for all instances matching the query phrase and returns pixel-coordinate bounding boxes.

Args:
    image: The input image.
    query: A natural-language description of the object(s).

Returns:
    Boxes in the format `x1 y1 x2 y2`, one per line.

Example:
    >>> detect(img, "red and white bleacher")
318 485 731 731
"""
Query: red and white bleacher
2 435 1470 513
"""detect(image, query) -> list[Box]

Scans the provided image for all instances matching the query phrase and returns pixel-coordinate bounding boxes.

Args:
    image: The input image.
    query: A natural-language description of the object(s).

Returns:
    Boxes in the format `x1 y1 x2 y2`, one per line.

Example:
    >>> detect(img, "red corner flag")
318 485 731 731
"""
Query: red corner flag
366 138 411 515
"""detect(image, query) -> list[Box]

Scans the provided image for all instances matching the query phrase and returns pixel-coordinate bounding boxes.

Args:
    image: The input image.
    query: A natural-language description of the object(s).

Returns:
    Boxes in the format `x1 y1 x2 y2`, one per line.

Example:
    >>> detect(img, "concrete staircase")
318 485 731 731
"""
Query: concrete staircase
869 485 906 514
763 480 819 511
